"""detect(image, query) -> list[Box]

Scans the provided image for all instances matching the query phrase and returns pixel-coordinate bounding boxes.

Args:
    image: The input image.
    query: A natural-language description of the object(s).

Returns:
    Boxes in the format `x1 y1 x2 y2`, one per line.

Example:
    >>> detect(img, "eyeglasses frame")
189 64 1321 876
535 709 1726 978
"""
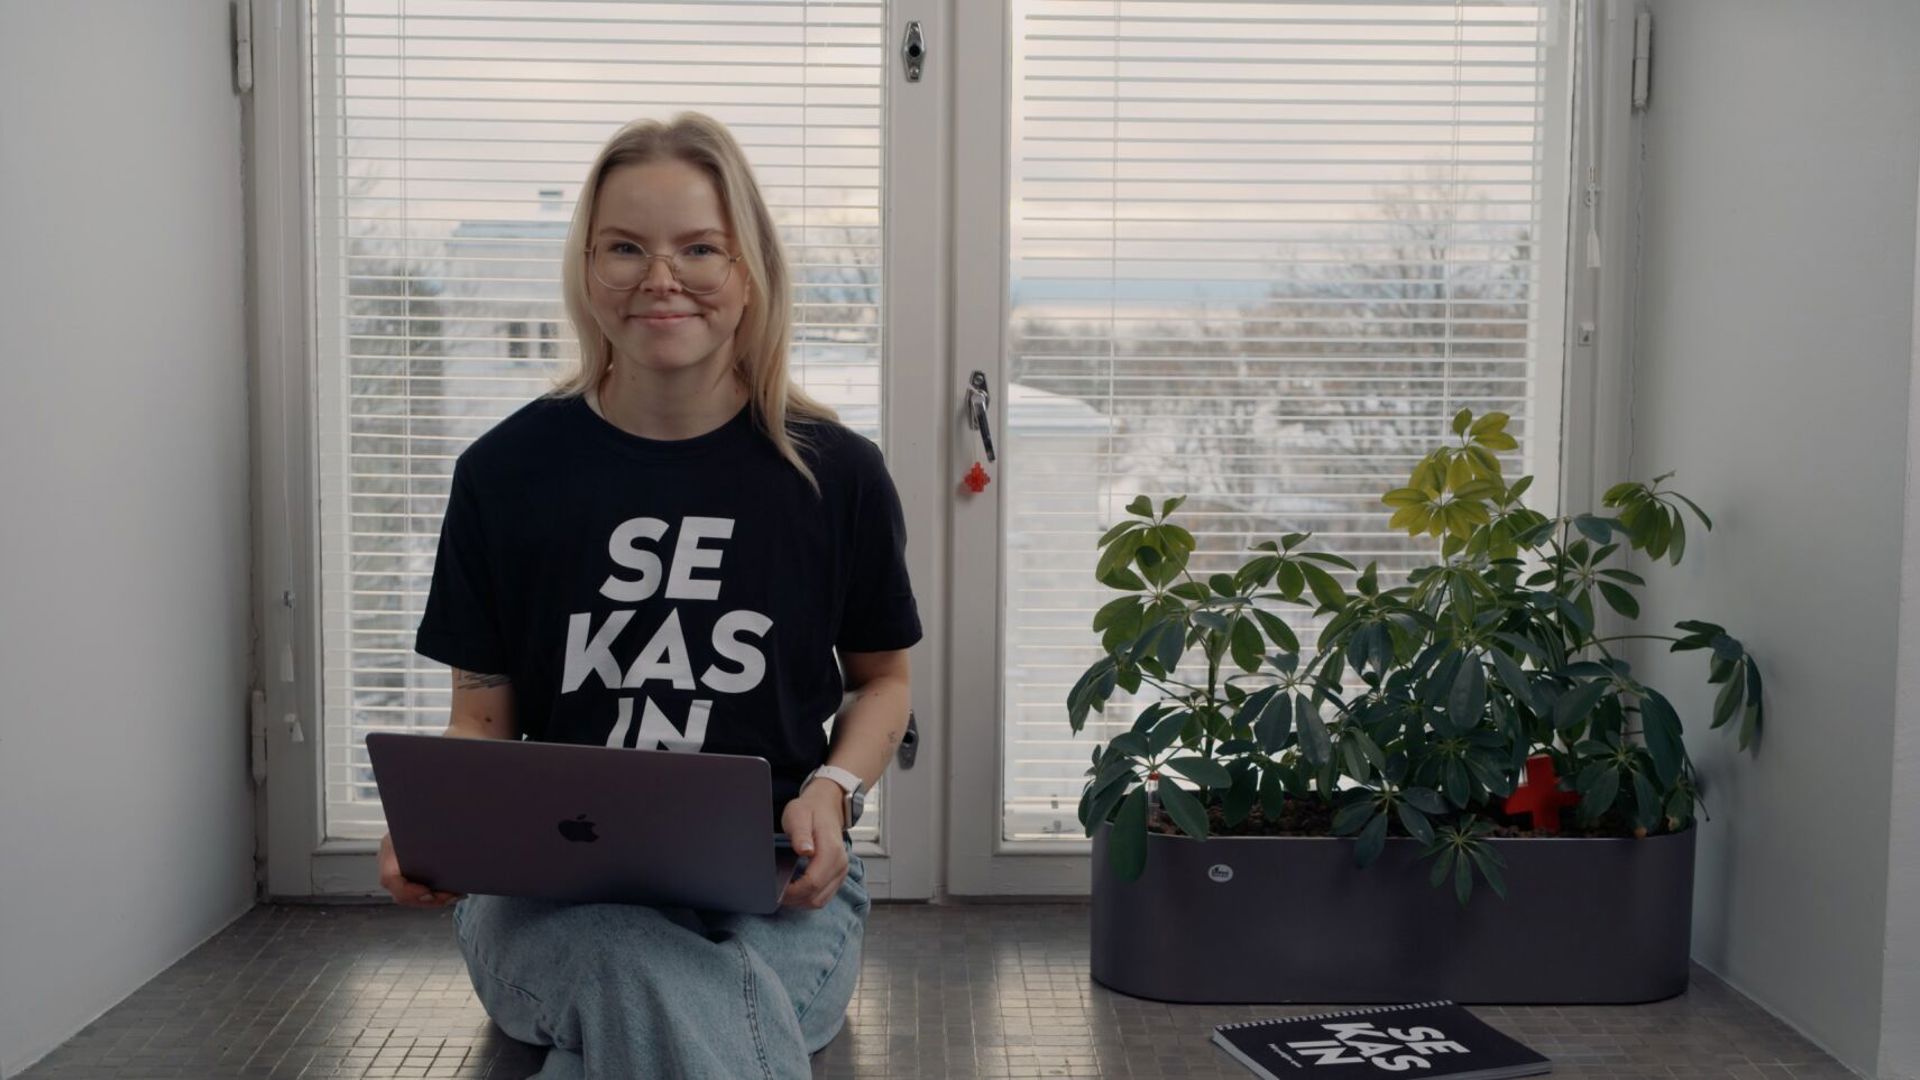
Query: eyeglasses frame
585 241 746 295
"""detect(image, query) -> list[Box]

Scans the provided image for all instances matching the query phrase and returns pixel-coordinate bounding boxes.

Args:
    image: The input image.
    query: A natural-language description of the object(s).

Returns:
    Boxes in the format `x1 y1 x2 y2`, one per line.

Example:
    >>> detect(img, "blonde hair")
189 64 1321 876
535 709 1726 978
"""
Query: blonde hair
547 112 839 492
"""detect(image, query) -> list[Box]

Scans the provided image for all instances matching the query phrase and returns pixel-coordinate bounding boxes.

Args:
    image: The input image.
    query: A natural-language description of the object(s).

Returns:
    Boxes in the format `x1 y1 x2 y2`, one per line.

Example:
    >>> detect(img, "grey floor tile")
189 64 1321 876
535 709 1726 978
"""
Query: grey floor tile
13 902 1860 1079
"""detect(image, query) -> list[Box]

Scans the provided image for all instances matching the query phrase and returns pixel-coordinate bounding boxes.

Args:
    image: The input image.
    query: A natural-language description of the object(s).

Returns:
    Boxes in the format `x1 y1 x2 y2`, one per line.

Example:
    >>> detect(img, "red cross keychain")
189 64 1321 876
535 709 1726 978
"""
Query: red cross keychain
1503 754 1580 832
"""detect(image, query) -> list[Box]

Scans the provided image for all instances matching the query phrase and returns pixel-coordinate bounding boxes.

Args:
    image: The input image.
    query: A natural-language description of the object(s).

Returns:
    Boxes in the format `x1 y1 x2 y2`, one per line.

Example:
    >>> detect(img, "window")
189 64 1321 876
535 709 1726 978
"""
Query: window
998 0 1573 841
309 0 888 840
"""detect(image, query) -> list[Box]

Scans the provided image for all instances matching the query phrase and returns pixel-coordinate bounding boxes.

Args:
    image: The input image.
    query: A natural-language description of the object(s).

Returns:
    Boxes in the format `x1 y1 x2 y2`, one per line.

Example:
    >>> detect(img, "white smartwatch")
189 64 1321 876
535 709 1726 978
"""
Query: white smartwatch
802 764 867 829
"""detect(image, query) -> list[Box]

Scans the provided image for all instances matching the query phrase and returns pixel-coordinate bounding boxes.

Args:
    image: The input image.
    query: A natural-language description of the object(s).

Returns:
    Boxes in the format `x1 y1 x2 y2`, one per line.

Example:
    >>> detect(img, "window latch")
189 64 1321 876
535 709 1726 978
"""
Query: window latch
901 21 926 82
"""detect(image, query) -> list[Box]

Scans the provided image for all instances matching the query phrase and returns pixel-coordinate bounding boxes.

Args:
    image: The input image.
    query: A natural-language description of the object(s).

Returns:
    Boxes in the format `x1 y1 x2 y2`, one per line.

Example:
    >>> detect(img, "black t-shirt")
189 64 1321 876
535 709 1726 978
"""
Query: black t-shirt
413 393 923 818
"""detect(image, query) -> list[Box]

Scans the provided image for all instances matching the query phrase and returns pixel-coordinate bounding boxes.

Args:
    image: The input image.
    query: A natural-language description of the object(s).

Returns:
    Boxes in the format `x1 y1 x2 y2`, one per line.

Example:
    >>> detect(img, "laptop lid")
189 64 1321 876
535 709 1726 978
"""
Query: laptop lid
366 732 801 914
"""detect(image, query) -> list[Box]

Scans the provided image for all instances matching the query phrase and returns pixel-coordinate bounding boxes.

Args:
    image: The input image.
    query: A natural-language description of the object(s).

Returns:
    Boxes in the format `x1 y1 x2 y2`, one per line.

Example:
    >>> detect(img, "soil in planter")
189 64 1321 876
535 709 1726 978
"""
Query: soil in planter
1144 796 1666 841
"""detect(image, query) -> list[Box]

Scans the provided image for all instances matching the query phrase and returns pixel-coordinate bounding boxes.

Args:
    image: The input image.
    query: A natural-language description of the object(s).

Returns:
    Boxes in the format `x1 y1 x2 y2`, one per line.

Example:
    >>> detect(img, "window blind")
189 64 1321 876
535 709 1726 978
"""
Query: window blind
310 0 887 841
1001 0 1571 842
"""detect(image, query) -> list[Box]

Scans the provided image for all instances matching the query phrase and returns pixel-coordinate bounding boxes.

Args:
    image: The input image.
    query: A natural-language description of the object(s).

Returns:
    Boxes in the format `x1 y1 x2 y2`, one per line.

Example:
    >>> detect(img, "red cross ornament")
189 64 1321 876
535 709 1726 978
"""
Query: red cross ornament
963 461 992 493
1503 754 1579 833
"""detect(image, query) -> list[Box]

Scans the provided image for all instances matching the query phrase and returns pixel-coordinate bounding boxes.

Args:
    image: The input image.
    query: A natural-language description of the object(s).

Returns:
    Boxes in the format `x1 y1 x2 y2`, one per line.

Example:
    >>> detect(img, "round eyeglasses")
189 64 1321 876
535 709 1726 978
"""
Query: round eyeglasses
587 241 743 295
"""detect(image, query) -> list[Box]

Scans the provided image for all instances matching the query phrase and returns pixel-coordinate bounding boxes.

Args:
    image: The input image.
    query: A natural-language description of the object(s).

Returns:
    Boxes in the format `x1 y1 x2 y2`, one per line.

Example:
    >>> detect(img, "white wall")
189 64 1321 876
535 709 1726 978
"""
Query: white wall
1627 2 1920 1075
0 2 258 1076
1882 164 1920 1080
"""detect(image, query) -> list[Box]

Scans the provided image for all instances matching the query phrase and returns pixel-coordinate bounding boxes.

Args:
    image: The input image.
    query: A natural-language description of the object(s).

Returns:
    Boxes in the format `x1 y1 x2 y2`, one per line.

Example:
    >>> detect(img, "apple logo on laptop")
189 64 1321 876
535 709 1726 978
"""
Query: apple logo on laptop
558 814 599 843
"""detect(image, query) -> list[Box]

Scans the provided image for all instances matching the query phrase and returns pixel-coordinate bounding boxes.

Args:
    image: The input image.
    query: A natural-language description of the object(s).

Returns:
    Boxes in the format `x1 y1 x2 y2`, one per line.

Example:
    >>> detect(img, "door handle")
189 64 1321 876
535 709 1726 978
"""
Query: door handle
896 709 919 769
965 371 996 463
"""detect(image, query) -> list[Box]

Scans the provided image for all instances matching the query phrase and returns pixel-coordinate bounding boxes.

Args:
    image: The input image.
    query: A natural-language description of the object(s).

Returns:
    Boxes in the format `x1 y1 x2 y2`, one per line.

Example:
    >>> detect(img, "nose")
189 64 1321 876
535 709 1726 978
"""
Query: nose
639 255 680 294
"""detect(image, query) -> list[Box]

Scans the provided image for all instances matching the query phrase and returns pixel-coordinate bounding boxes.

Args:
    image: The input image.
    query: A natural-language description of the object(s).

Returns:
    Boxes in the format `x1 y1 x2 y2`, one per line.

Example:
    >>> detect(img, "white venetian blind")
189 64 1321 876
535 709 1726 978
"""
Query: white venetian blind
1000 0 1573 841
310 0 887 840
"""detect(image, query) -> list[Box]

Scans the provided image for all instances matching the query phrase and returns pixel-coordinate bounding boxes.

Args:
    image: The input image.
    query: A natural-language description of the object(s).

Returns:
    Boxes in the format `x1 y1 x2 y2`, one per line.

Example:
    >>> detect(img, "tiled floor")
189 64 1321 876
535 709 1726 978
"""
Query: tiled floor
17 901 1857 1079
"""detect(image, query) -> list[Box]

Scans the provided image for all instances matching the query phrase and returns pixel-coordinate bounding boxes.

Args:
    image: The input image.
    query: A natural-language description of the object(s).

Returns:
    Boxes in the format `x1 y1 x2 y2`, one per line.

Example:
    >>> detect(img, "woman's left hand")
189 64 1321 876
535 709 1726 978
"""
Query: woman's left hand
779 783 849 909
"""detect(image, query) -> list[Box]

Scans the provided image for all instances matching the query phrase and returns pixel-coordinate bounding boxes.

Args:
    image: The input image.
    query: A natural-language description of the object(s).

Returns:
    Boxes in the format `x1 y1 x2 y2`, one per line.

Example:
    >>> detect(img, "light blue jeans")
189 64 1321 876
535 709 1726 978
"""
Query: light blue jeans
451 844 869 1079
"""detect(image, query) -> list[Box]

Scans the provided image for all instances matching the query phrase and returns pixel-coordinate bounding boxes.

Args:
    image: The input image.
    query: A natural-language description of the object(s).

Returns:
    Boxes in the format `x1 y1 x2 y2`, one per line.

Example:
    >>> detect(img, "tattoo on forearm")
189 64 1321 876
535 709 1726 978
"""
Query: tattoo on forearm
454 670 511 690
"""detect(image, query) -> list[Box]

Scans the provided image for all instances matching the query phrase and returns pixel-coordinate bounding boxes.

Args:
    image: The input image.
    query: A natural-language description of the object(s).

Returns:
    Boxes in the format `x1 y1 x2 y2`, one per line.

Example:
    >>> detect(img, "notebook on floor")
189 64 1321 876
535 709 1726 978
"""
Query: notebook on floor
1212 1000 1551 1080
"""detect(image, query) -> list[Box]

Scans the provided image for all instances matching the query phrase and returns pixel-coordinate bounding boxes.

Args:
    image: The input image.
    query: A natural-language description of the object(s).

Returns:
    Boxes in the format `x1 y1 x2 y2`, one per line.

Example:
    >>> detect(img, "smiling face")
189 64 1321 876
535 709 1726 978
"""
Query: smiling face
584 158 750 382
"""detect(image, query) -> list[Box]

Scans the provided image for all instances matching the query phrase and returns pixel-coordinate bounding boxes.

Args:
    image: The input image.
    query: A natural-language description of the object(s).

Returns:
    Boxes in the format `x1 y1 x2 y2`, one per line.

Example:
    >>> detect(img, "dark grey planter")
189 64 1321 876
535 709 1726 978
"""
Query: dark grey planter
1091 820 1694 1004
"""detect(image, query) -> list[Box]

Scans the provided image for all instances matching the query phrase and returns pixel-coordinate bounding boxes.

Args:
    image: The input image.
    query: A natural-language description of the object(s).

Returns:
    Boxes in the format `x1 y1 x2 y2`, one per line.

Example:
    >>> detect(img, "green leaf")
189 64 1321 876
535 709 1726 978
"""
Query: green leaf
1100 566 1148 591
1096 529 1143 581
1097 520 1140 547
1275 561 1306 601
1487 647 1538 714
1580 765 1621 818
1081 774 1135 836
1597 581 1640 619
1355 811 1390 867
1444 758 1471 807
1631 769 1661 829
1250 607 1300 653
1467 846 1509 900
1126 495 1154 518
1191 610 1231 635
1299 563 1348 610
1469 411 1510 437
1396 802 1435 846
1230 616 1264 674
1092 595 1140 632
1455 852 1474 905
1154 618 1185 673
1574 514 1613 544
1251 689 1294 752
1739 660 1764 751
1712 669 1745 729
1669 510 1688 565
1493 631 1548 665
1166 755 1232 789
1341 737 1370 783
1356 562 1380 596
1296 697 1332 766
1553 680 1610 732
1452 408 1473 436
1332 798 1377 835
1672 492 1714 530
1107 787 1149 881
1448 656 1489 730
1222 764 1258 826
1639 688 1686 787
1160 495 1187 519
1402 786 1447 815
1155 777 1210 839
1147 708 1189 757
1107 731 1150 760
1259 768 1288 820
1430 846 1456 888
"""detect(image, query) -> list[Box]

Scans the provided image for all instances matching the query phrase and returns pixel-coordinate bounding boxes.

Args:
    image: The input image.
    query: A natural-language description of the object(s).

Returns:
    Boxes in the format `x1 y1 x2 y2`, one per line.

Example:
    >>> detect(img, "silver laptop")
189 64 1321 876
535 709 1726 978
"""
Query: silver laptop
365 732 802 914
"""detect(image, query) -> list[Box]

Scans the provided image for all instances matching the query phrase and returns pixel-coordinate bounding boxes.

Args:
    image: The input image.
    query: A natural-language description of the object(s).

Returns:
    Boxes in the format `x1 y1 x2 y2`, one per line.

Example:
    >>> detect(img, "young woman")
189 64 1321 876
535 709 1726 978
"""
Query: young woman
379 113 921 1079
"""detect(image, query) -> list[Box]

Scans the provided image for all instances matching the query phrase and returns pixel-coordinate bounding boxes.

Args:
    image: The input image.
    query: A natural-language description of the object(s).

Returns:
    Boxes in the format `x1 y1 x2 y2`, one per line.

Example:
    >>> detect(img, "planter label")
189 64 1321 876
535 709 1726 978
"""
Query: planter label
1208 863 1234 883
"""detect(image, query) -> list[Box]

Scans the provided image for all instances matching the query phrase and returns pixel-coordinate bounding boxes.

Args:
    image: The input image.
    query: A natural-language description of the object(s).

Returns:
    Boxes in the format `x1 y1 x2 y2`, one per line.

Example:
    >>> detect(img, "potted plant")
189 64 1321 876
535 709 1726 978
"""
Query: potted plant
1069 410 1762 1004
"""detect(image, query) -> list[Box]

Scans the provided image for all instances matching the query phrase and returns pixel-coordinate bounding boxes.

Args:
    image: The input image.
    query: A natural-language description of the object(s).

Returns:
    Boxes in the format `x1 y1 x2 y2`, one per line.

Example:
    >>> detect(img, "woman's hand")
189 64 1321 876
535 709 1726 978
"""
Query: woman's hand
778 782 849 909
378 831 464 908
